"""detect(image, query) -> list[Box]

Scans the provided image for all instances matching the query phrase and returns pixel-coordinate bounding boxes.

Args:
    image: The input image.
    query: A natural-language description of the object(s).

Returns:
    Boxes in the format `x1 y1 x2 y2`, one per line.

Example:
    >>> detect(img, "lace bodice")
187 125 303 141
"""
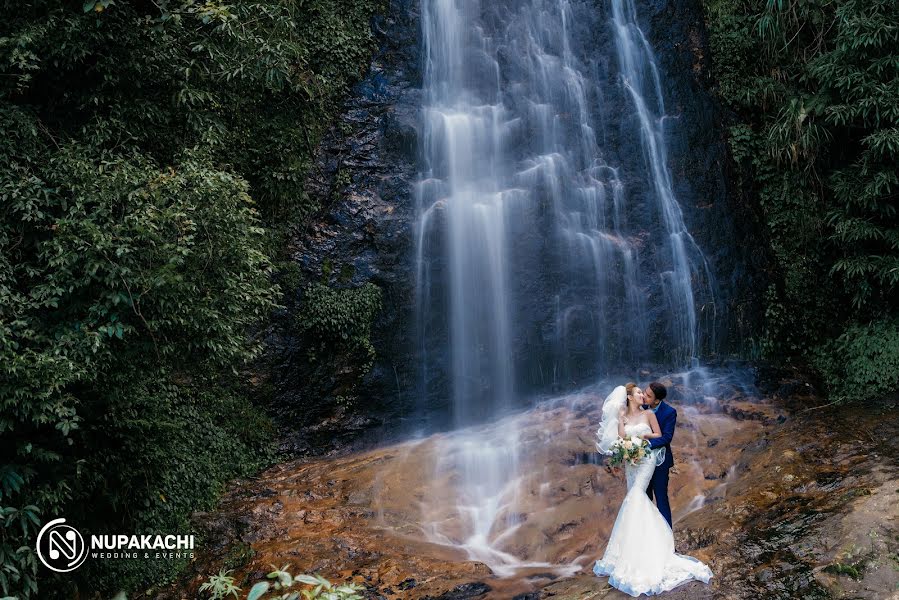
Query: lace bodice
623 422 652 438
621 422 656 489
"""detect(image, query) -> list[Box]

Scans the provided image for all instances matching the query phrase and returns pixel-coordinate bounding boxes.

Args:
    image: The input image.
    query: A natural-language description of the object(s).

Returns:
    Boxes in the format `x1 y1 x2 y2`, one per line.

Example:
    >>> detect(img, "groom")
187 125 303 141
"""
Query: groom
644 381 676 528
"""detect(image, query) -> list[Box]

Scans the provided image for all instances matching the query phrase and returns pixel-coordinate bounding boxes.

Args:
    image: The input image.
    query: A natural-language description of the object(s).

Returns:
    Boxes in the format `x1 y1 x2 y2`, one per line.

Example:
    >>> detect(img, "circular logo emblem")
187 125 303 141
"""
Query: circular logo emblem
36 518 88 572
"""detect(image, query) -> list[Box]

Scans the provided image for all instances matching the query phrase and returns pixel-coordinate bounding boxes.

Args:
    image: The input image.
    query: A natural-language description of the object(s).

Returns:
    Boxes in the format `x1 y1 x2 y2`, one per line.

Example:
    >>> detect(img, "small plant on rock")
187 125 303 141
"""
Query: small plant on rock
246 566 364 600
200 569 241 599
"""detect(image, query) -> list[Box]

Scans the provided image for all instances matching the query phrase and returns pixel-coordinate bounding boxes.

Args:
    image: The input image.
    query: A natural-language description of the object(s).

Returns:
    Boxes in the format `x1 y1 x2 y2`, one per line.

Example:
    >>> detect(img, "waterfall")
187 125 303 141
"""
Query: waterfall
610 0 716 364
414 0 717 572
416 0 514 428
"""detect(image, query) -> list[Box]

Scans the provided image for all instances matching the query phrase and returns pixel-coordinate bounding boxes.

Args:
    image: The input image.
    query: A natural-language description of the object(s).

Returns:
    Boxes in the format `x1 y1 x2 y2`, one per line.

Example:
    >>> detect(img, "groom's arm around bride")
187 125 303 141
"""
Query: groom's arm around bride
646 403 676 453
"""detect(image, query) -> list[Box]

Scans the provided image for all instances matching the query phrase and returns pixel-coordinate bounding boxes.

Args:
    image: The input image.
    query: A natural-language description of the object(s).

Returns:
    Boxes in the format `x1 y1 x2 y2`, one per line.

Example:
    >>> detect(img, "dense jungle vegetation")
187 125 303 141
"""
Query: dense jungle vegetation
0 0 383 597
703 0 899 398
1 0 896 598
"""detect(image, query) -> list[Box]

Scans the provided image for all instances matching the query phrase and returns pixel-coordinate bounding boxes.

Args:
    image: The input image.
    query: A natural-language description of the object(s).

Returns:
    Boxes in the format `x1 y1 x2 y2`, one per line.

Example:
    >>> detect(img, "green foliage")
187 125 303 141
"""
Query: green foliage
77 379 274 592
197 567 366 600
297 282 383 391
812 319 899 401
200 569 241 600
222 541 257 572
824 561 864 580
245 566 364 600
0 0 384 597
0 133 277 596
0 0 382 224
704 0 899 395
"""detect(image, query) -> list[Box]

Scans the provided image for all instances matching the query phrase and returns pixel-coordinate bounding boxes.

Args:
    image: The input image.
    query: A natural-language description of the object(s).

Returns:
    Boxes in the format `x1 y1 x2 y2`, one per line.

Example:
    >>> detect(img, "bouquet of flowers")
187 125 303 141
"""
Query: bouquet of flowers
606 436 651 467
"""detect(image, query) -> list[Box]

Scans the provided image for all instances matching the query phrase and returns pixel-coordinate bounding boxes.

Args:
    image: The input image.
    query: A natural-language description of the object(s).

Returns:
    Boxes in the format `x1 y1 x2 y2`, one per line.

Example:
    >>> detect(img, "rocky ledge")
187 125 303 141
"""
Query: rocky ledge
154 371 899 599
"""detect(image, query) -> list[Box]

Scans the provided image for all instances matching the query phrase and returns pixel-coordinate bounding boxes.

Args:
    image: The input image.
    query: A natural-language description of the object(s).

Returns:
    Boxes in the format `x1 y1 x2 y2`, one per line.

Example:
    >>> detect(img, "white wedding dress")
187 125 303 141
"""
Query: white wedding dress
593 422 713 596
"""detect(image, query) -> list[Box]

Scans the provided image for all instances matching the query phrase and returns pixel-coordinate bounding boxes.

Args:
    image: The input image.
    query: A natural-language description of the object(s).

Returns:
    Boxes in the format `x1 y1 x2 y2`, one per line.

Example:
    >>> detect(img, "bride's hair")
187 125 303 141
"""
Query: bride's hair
624 382 643 410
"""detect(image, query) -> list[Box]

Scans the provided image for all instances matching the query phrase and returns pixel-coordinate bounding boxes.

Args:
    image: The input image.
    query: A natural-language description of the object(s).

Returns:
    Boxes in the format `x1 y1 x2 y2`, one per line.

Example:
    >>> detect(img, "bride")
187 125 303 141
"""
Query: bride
593 383 712 596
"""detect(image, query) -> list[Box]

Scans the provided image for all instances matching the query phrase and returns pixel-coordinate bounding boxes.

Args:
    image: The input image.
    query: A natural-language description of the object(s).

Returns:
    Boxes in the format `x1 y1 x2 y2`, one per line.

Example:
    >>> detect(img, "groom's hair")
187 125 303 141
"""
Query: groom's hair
648 382 667 401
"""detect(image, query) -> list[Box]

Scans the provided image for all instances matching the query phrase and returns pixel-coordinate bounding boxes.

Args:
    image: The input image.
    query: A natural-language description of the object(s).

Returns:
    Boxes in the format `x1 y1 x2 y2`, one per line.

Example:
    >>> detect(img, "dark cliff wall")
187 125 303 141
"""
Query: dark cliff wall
639 0 767 359
272 0 424 453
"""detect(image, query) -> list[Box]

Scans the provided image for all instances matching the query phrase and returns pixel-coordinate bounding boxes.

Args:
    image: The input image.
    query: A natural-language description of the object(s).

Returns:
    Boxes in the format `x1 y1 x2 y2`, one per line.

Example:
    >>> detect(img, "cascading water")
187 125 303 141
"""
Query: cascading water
610 0 716 364
414 0 717 573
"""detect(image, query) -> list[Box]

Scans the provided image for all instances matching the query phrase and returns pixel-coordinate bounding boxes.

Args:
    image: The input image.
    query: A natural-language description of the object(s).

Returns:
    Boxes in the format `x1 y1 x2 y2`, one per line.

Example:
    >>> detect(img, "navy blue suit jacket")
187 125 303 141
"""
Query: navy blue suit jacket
648 401 676 469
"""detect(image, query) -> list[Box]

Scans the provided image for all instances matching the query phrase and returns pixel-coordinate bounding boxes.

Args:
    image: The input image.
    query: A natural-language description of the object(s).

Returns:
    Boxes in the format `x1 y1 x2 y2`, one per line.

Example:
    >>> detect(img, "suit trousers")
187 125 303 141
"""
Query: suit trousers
646 465 672 528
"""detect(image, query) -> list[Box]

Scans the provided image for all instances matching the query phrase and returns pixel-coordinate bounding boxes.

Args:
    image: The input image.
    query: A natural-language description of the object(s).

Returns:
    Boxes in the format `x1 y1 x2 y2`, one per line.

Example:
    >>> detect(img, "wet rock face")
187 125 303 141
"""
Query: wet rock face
165 381 899 600
638 0 767 357
273 0 426 450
